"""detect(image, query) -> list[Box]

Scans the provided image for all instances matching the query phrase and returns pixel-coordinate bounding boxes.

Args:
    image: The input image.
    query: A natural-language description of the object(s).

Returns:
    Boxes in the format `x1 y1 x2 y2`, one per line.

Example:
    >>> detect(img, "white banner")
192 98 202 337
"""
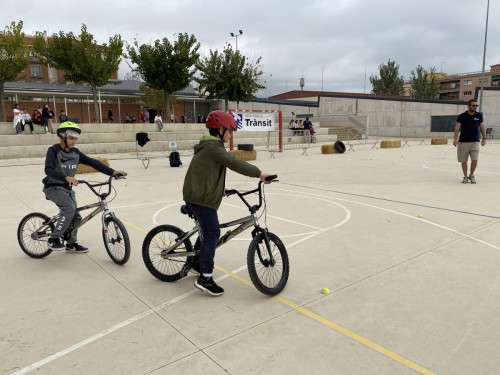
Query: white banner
232 112 275 132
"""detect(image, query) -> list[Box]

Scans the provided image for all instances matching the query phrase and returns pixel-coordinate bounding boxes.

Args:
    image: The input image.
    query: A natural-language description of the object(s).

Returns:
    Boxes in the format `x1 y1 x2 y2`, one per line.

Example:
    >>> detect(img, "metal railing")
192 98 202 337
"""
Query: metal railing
267 129 312 158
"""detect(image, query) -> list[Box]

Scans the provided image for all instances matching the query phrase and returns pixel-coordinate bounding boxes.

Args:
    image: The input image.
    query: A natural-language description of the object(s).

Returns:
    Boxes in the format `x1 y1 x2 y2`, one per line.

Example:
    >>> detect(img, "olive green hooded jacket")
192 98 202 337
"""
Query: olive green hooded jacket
183 136 261 210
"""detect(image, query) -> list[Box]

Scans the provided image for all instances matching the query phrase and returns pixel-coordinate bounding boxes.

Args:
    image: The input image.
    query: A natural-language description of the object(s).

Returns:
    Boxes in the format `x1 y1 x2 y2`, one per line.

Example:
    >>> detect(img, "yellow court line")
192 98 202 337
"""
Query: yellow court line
214 265 437 375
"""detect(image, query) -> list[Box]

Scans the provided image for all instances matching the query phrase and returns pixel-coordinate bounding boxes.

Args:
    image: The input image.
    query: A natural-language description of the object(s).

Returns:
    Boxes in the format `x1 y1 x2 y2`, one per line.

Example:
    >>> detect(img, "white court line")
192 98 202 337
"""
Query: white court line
15 187 500 374
113 199 180 209
13 196 351 375
275 187 500 252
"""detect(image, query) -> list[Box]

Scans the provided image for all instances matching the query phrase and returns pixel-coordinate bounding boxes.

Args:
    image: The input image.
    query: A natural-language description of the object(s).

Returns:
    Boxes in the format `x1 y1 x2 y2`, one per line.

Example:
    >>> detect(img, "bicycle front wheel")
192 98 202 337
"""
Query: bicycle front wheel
17 212 54 258
102 216 131 265
247 232 289 295
142 225 193 282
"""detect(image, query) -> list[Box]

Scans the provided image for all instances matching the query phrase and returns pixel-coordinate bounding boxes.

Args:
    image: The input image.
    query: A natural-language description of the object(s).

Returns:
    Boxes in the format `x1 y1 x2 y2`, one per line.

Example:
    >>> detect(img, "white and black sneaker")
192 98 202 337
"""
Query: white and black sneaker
462 176 469 184
48 238 65 251
66 243 89 253
194 276 224 296
469 175 476 184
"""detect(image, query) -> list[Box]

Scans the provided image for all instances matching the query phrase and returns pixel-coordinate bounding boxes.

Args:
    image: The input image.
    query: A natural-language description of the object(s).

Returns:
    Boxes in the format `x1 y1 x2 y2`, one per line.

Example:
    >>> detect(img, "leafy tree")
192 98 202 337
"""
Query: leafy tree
370 59 405 95
409 65 440 100
139 83 177 115
0 21 32 122
127 33 200 120
196 44 265 111
34 24 123 123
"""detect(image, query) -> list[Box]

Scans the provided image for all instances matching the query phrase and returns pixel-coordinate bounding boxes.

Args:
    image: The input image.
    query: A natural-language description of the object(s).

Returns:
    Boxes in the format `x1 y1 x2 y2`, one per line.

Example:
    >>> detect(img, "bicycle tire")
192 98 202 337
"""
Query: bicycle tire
142 224 194 282
247 232 289 295
102 216 131 265
17 212 54 258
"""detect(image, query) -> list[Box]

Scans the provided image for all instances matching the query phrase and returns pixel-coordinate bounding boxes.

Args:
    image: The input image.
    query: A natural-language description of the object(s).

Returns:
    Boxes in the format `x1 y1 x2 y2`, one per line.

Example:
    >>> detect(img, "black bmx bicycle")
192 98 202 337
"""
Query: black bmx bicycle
17 175 131 265
142 175 289 295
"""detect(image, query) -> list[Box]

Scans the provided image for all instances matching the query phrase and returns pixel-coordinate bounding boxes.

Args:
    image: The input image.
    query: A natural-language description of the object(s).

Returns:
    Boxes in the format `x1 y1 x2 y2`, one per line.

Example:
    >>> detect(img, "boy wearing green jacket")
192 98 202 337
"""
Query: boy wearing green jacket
183 110 273 296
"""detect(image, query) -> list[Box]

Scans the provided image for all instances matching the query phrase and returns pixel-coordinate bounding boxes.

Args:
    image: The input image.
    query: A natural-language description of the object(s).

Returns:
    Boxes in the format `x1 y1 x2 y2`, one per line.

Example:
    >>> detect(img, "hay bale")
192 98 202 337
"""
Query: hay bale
380 140 401 148
76 157 110 174
321 144 338 154
431 137 448 145
229 149 257 161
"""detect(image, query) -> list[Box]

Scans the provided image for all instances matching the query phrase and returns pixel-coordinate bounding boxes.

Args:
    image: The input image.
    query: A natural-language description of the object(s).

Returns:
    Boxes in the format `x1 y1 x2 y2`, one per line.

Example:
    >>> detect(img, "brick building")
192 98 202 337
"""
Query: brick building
438 64 500 101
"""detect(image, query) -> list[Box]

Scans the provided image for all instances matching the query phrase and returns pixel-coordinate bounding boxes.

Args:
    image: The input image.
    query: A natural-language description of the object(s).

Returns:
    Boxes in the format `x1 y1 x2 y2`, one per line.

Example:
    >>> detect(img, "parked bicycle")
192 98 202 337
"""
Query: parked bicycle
142 175 289 295
17 175 131 264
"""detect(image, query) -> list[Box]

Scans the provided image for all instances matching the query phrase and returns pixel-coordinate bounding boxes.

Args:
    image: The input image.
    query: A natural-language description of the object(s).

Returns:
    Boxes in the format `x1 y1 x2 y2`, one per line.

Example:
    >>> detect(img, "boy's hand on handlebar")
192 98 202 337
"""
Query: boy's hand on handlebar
113 170 127 177
65 176 79 186
259 173 276 184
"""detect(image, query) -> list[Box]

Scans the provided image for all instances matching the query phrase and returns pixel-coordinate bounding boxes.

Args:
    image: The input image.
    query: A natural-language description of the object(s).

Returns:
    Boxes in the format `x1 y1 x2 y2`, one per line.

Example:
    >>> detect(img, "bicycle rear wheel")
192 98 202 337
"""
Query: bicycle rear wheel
102 216 131 265
142 225 194 282
17 212 54 258
247 232 289 295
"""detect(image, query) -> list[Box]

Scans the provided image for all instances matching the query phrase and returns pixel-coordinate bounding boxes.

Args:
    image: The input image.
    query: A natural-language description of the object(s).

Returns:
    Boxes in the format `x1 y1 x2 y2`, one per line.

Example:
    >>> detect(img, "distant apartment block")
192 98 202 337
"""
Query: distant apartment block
438 63 500 101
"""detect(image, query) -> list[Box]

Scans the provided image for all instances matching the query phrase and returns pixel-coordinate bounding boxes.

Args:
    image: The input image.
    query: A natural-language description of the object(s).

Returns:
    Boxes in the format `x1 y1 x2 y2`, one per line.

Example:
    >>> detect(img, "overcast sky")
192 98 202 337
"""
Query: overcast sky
2 0 499 97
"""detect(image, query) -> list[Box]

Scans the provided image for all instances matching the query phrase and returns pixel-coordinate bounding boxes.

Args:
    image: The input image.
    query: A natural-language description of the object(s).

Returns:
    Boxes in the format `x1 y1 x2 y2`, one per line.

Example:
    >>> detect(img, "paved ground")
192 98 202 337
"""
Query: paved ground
2 140 500 375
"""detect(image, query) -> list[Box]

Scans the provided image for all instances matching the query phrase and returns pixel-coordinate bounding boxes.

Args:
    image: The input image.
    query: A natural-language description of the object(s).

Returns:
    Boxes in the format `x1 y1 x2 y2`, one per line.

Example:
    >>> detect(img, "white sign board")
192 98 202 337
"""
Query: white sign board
232 112 275 132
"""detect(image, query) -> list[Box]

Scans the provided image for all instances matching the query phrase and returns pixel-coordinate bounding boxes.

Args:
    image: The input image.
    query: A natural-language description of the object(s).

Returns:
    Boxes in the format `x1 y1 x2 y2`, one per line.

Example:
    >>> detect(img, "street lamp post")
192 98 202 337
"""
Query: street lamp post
230 30 243 51
479 0 490 113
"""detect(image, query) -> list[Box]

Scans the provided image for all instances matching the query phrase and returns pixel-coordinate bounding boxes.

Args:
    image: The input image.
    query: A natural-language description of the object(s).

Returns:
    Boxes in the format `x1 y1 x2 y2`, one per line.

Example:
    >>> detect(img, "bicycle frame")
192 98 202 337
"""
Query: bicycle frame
161 176 278 258
41 176 122 238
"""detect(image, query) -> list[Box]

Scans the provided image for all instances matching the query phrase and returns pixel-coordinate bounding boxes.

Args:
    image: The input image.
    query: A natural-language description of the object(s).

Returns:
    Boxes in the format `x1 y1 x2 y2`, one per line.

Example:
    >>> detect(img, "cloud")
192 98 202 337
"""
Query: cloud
1 0 498 96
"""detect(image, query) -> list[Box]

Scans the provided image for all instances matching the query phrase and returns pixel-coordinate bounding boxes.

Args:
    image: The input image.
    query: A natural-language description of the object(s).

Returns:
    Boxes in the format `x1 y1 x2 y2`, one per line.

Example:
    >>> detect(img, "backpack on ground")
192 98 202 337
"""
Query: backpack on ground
169 151 182 167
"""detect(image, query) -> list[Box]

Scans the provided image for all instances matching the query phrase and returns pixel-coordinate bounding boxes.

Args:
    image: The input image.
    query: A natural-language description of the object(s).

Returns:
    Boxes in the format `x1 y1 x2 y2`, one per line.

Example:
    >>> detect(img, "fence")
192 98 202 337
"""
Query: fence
267 129 312 158
136 131 204 168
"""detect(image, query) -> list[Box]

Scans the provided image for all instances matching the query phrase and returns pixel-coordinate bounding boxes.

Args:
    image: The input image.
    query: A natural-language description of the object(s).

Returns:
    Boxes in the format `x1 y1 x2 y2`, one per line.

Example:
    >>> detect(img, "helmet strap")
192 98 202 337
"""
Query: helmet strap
219 128 227 141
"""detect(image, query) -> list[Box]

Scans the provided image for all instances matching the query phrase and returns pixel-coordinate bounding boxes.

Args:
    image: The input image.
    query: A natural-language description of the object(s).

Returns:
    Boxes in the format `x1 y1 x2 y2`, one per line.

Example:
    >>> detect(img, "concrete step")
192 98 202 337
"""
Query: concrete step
0 121 335 159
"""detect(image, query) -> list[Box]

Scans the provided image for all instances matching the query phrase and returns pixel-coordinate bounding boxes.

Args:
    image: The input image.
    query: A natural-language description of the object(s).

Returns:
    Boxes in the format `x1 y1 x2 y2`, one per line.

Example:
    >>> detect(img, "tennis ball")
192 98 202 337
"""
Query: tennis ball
418 215 423 218
321 288 330 295
125 183 128 187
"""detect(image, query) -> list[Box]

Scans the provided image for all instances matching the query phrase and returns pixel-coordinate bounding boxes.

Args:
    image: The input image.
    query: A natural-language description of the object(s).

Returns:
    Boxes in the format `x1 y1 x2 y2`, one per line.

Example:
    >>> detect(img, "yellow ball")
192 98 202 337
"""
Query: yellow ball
418 215 423 218
321 288 330 295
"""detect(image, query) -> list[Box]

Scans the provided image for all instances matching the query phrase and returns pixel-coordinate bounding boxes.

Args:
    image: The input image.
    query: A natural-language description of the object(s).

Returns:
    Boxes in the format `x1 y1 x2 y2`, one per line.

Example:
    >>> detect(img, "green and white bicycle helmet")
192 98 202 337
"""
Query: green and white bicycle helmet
57 121 81 138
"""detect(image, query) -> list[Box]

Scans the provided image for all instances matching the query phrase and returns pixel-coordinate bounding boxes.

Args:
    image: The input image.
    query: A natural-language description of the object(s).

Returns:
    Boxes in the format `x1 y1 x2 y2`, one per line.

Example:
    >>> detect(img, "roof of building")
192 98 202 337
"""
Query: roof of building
269 90 410 100
4 80 198 97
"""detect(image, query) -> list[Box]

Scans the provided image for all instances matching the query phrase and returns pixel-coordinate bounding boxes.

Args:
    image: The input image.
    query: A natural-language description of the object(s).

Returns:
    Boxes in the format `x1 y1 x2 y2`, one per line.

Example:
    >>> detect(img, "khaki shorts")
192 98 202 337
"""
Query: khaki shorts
457 142 480 163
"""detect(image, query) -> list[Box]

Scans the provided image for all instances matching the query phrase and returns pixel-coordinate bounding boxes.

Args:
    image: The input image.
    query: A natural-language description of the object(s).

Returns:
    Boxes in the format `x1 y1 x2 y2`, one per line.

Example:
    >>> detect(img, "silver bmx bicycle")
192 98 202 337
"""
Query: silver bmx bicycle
17 175 131 265
142 175 289 295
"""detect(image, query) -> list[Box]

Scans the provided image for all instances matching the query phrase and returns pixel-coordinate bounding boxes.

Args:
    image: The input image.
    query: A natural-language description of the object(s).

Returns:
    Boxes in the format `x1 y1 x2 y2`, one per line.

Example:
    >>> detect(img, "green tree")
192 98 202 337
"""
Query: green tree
127 33 200 120
0 21 32 122
370 59 405 95
34 24 123 123
139 83 177 115
196 44 265 111
409 65 440 100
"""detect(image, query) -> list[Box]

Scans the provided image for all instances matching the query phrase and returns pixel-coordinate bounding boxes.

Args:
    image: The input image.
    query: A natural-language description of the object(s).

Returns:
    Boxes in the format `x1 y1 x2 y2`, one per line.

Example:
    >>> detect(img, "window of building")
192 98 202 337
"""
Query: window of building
479 78 488 84
463 91 472 96
450 83 456 88
464 80 473 85
30 66 42 78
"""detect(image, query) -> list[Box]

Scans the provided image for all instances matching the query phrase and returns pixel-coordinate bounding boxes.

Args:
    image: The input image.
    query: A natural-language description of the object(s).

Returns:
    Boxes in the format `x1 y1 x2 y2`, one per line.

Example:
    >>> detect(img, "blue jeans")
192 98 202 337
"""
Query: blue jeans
186 202 220 274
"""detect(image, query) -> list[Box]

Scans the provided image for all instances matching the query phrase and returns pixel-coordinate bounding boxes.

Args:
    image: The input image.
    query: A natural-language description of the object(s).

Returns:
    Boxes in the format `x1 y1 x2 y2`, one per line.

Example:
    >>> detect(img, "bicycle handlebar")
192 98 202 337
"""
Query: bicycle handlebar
77 175 126 199
226 174 278 213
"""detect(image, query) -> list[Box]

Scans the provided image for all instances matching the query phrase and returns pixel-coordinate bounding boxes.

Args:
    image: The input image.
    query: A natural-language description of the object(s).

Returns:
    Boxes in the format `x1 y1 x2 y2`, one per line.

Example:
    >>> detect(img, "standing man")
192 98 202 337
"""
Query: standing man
453 99 486 184
108 107 114 122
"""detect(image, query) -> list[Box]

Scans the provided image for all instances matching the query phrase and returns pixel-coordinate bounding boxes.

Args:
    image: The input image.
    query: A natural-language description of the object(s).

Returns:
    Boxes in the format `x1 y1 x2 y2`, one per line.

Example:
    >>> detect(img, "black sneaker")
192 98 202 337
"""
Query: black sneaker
48 238 65 251
194 276 224 296
66 243 89 253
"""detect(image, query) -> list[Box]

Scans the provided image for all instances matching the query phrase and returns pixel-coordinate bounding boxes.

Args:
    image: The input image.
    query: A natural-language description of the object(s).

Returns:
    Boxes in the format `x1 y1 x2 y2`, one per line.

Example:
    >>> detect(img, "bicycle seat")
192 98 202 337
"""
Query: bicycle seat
180 205 195 219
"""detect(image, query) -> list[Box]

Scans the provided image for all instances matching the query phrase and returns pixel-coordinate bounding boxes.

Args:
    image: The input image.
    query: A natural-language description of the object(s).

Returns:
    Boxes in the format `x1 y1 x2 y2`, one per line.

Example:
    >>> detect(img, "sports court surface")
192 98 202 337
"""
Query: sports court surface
2 140 500 375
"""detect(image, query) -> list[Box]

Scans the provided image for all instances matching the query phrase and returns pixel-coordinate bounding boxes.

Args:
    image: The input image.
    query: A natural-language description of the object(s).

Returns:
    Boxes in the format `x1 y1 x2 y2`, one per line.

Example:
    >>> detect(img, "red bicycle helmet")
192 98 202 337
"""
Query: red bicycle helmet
206 110 237 130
